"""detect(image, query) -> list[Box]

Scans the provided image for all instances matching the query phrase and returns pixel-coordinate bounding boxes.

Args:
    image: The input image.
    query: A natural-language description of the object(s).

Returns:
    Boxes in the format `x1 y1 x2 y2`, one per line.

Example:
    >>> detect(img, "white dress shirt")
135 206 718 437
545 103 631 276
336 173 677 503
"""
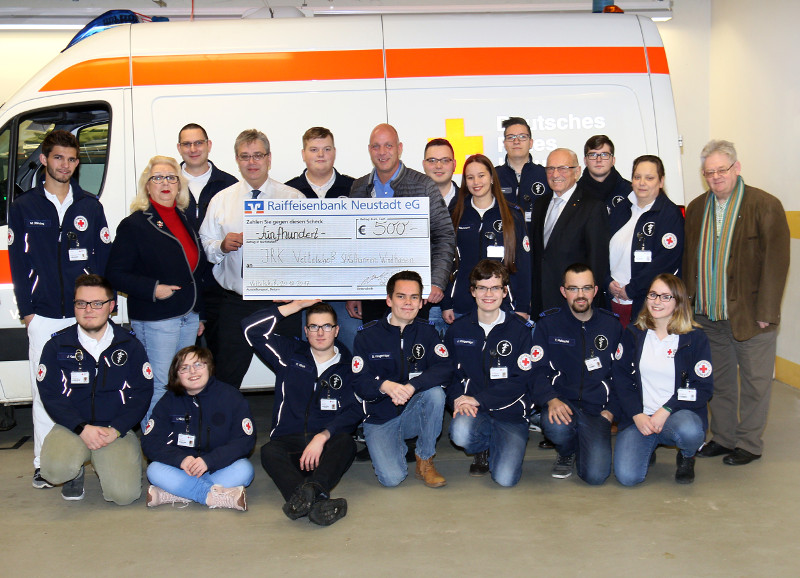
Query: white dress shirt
199 178 304 294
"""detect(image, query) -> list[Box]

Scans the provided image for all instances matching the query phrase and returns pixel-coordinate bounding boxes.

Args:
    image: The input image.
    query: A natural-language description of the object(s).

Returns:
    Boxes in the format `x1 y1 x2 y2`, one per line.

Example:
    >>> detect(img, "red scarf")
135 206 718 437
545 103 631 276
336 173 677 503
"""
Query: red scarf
151 202 199 270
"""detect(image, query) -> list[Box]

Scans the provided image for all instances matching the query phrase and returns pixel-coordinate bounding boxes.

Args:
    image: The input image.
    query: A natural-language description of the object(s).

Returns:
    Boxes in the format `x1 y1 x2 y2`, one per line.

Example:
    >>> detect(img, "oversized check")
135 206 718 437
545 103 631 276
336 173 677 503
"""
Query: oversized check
242 197 431 299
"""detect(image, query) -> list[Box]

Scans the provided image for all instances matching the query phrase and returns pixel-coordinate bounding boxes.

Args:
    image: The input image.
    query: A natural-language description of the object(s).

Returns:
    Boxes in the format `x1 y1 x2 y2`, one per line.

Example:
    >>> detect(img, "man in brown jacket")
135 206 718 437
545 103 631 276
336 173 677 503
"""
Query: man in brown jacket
684 140 789 466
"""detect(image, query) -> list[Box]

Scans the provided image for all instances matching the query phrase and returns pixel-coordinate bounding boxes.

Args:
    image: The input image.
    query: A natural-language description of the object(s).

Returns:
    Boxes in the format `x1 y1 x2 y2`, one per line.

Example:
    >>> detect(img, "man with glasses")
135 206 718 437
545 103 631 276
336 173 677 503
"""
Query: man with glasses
36 274 153 504
530 148 609 316
244 300 362 526
577 134 632 212
199 129 305 388
8 129 112 489
446 260 534 486
530 264 622 483
494 116 550 236
686 140 789 466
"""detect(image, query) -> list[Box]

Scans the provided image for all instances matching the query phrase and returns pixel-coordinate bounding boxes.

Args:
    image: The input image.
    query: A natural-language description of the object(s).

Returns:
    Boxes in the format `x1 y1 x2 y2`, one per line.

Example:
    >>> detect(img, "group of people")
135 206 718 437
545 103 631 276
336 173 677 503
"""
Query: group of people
7 117 789 526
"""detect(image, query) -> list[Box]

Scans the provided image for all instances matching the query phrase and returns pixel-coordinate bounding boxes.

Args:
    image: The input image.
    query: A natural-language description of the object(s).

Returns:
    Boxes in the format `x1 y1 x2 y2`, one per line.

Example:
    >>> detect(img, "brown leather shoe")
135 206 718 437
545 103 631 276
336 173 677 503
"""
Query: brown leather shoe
415 455 446 488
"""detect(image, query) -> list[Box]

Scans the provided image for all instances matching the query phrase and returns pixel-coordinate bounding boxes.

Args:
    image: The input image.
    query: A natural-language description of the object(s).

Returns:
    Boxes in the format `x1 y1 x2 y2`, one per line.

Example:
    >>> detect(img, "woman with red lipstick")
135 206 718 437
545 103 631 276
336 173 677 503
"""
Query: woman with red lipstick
107 156 205 431
606 155 684 327
442 154 531 324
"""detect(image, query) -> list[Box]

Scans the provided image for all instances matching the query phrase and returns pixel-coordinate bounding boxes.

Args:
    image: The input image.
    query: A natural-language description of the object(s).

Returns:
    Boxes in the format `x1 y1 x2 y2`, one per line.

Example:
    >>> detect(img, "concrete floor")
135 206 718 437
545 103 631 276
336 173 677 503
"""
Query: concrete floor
2 381 799 577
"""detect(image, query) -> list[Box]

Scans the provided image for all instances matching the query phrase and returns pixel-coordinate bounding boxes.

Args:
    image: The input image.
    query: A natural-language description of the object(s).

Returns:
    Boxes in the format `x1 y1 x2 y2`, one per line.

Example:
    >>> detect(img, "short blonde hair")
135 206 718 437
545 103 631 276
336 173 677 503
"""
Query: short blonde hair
131 155 190 213
634 273 700 335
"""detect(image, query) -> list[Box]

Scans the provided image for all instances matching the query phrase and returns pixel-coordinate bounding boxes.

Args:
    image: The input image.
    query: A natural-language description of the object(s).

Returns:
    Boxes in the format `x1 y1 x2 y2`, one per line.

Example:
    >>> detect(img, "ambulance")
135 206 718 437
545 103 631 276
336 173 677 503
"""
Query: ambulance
0 11 682 404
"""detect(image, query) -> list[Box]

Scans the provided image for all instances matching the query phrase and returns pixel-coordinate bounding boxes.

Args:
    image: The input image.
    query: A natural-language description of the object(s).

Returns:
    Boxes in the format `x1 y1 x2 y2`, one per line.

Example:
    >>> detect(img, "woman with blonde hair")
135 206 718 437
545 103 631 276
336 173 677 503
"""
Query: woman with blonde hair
107 156 205 428
613 273 713 486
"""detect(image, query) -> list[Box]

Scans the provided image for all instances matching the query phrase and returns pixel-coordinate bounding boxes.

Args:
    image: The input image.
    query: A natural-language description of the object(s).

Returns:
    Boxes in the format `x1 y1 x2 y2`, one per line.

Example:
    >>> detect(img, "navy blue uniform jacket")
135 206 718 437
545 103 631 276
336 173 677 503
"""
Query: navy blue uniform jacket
243 306 364 438
141 376 255 473
445 310 533 422
8 181 110 319
607 192 684 317
352 317 453 425
286 169 355 199
106 203 205 321
37 320 153 436
613 326 713 432
495 154 550 236
442 200 532 315
531 307 622 417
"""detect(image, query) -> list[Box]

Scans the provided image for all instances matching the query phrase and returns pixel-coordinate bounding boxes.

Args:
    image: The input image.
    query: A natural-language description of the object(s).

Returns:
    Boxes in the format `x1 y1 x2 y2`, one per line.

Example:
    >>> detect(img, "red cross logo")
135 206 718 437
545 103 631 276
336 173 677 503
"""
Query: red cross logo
101 227 111 243
695 360 712 378
662 233 677 249
435 344 448 358
77 219 85 228
242 418 254 435
523 236 530 252
37 365 46 381
352 356 364 373
143 362 154 379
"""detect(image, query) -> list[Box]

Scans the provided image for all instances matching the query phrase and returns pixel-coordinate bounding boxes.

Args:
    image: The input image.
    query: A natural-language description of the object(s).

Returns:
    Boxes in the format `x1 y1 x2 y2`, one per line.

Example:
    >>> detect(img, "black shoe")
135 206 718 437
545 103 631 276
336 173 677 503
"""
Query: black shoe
355 445 371 462
538 438 555 450
61 466 85 501
675 453 695 484
649 450 657 466
282 483 317 520
32 468 54 489
309 498 348 526
696 441 733 458
723 448 761 466
469 450 489 477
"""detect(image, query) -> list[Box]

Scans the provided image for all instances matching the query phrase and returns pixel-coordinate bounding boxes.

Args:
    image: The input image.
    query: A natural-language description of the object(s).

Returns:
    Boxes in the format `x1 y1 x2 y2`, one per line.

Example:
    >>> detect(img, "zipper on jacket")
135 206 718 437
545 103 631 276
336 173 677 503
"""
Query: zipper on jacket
57 224 66 317
89 356 99 423
578 323 586 406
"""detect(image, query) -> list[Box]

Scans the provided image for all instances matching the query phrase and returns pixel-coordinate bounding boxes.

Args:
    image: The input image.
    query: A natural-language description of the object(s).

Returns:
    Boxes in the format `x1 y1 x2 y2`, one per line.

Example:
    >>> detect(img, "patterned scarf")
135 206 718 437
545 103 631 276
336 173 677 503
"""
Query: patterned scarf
695 176 745 320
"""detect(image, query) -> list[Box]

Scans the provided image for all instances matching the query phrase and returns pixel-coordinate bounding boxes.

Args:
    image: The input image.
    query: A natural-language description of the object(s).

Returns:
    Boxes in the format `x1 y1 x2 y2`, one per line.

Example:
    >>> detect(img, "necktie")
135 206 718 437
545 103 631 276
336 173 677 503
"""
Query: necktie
251 190 260 199
543 196 563 247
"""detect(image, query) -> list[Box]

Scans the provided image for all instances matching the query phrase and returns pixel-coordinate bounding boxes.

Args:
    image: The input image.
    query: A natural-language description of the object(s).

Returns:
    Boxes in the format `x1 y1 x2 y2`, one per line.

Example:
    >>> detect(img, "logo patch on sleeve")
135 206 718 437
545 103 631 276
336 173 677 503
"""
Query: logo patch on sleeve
100 227 111 244
242 418 254 435
144 419 154 435
615 343 624 360
523 235 530 252
530 345 544 362
142 362 154 380
434 344 449 358
36 364 46 382
73 216 88 231
351 356 364 373
7 228 13 246
695 360 712 378
662 232 677 249
518 353 533 371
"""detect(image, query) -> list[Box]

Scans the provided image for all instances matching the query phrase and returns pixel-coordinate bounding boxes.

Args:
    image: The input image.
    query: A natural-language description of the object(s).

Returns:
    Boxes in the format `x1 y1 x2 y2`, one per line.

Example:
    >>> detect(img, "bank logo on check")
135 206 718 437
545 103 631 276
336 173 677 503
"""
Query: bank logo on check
244 200 265 215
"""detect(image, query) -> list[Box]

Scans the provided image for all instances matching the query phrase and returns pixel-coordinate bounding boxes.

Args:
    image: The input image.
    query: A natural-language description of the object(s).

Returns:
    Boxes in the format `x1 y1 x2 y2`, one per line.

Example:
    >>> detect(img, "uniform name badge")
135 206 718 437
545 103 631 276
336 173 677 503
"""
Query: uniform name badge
677 387 697 401
68 248 89 261
70 371 90 384
408 371 422 380
177 433 196 447
633 250 652 263
525 211 532 222
490 366 508 379
585 357 602 371
486 245 504 259
320 398 338 411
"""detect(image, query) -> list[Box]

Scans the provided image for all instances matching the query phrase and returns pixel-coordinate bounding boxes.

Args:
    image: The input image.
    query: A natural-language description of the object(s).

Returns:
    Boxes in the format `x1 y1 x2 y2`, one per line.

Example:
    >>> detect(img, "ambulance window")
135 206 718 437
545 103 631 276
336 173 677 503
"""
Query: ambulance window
76 123 109 197
0 126 10 224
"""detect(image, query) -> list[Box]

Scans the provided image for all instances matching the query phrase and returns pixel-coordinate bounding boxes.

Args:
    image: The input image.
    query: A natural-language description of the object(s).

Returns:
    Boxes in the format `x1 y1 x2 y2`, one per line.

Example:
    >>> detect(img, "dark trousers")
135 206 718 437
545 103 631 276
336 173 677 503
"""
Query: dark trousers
261 432 356 501
213 290 301 388
198 281 225 351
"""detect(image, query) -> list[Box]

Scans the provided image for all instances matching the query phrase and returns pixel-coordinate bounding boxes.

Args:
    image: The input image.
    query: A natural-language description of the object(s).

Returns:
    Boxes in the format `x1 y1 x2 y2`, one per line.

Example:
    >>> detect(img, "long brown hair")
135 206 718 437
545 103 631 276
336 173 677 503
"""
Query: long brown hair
451 154 518 272
167 346 215 395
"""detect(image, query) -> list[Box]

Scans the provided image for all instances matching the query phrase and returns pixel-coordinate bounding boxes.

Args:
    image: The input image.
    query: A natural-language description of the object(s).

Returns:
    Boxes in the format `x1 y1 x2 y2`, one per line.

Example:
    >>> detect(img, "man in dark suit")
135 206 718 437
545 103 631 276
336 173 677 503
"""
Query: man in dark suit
531 148 609 316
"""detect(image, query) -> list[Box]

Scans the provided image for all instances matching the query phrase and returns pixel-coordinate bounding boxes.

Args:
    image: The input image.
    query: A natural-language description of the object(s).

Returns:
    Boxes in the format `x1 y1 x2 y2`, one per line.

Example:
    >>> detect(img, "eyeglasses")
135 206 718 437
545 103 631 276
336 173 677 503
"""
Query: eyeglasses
564 285 595 294
646 292 675 302
306 323 337 333
149 175 179 184
237 152 268 162
473 285 504 295
178 361 207 374
586 152 612 160
702 162 735 178
74 299 113 309
504 134 530 143
545 165 578 175
178 139 208 149
424 157 454 165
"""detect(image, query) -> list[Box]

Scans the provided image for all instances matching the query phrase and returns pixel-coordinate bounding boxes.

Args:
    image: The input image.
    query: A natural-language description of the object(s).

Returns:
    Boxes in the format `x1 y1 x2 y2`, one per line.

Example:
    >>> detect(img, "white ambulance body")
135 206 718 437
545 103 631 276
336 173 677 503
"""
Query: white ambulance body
0 12 681 404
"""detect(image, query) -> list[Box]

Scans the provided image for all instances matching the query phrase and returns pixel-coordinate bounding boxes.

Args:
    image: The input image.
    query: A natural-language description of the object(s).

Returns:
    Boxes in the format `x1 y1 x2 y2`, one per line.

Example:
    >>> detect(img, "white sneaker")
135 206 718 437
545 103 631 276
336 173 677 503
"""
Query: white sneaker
146 485 191 508
206 485 247 511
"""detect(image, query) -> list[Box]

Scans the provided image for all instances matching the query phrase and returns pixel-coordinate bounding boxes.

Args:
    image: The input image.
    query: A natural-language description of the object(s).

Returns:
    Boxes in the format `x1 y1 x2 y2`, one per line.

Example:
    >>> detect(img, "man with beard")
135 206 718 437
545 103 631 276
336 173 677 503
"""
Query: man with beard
530 264 622 484
8 130 111 489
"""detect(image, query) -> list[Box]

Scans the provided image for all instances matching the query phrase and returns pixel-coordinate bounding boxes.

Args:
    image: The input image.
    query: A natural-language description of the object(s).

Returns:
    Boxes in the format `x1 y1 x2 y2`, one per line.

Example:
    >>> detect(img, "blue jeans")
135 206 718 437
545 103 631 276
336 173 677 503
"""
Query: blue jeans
541 401 612 485
133 313 199 430
450 412 529 487
614 410 704 487
330 301 362 353
426 305 449 339
363 387 445 487
147 458 255 503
